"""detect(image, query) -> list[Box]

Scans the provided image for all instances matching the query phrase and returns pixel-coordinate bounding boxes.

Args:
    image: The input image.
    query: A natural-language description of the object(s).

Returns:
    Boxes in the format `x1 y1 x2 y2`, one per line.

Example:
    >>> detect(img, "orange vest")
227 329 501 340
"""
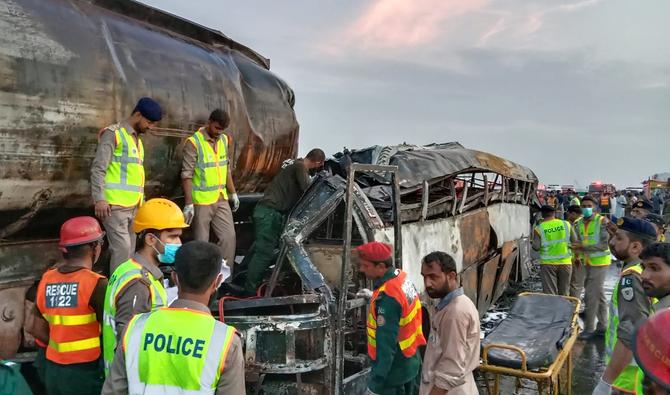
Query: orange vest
367 270 426 360
36 267 103 364
601 196 609 206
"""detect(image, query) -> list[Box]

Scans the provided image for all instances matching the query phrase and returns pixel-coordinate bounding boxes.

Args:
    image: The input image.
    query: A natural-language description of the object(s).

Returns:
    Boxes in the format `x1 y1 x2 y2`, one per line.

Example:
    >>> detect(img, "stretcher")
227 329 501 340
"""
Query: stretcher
479 292 581 395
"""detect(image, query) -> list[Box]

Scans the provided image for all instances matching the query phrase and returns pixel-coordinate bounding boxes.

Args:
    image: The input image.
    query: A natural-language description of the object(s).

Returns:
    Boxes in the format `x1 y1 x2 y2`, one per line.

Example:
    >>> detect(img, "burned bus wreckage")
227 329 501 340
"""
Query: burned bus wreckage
222 143 539 394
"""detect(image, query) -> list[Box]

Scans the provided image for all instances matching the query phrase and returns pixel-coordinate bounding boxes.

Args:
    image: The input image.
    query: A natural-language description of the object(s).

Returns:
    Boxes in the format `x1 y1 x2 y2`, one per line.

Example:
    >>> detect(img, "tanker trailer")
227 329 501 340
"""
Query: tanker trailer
0 0 299 358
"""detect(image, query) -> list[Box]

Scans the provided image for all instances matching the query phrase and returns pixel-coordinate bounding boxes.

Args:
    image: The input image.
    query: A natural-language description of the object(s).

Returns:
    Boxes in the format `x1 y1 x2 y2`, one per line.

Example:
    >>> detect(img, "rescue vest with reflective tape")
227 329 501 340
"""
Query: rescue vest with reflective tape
535 219 572 265
102 259 167 376
187 129 229 205
367 270 426 360
36 267 103 364
123 308 236 394
601 196 610 206
103 126 145 207
606 264 646 393
576 214 611 266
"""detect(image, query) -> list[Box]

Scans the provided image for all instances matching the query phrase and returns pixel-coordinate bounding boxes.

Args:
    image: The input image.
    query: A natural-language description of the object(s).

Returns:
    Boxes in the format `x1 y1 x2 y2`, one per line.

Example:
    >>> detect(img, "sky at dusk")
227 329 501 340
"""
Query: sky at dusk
141 0 670 188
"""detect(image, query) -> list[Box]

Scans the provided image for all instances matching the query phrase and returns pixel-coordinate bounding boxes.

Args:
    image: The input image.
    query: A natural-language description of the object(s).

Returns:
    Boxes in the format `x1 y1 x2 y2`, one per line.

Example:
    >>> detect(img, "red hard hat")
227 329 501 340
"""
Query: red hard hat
633 309 670 391
59 216 105 249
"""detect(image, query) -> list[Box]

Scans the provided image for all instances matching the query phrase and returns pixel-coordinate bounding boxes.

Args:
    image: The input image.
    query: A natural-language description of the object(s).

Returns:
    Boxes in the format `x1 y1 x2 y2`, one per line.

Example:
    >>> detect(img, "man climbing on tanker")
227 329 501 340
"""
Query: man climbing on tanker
91 97 162 271
181 109 239 267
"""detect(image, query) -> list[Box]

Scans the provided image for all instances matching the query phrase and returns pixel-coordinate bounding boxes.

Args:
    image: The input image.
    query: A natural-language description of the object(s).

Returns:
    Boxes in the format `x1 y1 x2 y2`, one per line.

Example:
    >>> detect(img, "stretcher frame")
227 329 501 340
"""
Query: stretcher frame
479 292 581 395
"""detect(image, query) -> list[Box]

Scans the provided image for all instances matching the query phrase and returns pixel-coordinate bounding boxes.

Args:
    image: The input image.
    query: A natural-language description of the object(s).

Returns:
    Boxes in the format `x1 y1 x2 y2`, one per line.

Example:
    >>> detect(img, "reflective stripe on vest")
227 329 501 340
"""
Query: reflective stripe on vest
367 270 426 360
103 259 167 376
536 219 572 264
104 127 145 207
187 130 229 205
606 264 644 393
35 268 103 364
576 214 612 266
123 308 236 394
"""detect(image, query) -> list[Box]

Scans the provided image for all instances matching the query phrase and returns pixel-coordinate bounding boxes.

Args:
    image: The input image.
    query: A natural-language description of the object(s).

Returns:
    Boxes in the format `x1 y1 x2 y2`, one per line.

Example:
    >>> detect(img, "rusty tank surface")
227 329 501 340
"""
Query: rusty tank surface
0 0 298 357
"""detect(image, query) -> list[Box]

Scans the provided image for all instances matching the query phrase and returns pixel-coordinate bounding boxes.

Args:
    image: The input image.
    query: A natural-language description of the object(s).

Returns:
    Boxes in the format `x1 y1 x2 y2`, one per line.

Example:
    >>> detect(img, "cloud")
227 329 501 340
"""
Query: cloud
327 0 488 53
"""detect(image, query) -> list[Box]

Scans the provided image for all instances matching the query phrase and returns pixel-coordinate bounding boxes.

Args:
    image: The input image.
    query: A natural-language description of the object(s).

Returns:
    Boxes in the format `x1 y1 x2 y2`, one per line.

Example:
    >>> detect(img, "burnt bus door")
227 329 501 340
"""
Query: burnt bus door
337 163 402 395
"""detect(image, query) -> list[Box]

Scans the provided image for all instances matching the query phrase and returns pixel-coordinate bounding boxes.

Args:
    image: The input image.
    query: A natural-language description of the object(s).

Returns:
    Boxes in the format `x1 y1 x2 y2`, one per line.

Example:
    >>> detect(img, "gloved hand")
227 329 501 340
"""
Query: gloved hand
230 193 240 212
592 377 612 395
356 288 373 300
183 204 194 225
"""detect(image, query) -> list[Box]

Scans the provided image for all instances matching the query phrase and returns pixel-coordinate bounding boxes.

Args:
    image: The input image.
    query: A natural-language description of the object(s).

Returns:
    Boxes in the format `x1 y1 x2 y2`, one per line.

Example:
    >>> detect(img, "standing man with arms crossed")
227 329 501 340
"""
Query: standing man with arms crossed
574 196 612 339
30 217 107 395
419 251 480 395
356 242 425 395
91 97 162 271
532 205 576 295
244 148 325 293
592 218 656 395
102 198 188 376
102 241 245 394
182 109 239 267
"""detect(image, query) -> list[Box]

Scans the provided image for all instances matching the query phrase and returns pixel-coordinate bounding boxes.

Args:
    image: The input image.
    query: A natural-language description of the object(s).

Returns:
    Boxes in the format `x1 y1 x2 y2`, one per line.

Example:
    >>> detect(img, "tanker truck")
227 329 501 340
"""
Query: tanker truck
0 0 299 358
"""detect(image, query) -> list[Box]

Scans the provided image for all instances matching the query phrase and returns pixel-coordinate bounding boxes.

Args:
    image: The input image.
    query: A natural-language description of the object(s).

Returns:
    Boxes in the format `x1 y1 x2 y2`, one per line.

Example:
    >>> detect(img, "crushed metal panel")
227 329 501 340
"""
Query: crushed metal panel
477 255 500 314
493 241 518 301
456 209 491 270
487 203 531 248
380 217 463 293
460 264 478 308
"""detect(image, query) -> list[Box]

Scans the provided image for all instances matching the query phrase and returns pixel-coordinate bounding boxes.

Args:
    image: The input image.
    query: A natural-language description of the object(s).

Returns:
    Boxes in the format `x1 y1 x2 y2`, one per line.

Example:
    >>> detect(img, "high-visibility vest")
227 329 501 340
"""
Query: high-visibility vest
367 270 426 360
606 264 649 393
102 259 167 376
570 197 581 206
575 214 611 266
186 129 229 205
103 126 145 207
35 267 103 364
535 219 572 265
546 196 558 208
600 196 610 206
122 308 236 394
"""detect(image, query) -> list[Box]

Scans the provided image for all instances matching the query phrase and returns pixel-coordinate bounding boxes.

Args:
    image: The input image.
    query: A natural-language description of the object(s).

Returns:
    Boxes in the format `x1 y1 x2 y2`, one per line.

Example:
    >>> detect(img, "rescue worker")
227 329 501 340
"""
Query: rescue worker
592 217 656 395
632 311 670 395
31 217 108 395
546 191 558 210
570 192 581 207
102 241 245 394
419 251 479 395
357 242 425 395
637 242 670 394
181 109 239 267
631 200 653 219
244 148 325 293
565 205 585 299
91 97 162 271
532 205 576 295
102 198 188 376
574 196 612 340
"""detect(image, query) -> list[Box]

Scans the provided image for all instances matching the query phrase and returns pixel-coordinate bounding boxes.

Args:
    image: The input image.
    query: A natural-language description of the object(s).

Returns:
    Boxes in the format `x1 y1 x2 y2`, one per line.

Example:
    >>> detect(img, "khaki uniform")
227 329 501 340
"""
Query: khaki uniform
110 254 164 344
90 122 140 271
181 134 236 266
579 218 611 333
102 299 246 395
569 259 585 299
420 288 480 395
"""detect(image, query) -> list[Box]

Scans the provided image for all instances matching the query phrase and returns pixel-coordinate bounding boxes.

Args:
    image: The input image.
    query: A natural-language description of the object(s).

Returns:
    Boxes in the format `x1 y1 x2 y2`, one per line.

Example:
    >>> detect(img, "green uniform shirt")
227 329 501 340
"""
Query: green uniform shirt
259 160 311 213
368 268 421 394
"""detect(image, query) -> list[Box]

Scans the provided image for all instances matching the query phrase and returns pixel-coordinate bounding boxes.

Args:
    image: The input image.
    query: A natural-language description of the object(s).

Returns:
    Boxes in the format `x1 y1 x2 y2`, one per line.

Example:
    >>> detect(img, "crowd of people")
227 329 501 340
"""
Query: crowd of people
533 193 670 394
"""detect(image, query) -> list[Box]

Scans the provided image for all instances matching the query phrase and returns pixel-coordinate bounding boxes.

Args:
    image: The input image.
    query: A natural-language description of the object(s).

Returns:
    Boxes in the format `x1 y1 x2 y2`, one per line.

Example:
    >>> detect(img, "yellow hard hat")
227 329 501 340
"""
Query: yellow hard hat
133 198 189 233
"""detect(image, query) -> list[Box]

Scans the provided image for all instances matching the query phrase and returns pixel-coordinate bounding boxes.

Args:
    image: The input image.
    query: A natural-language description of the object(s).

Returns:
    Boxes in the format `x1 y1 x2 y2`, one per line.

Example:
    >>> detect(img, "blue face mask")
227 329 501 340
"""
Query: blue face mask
152 237 181 264
582 207 593 218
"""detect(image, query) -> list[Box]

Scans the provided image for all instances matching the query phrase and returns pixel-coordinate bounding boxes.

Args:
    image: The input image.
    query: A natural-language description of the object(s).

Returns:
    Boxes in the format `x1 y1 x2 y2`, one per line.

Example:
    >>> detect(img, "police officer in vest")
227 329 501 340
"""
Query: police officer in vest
102 198 188 376
573 195 612 340
592 217 656 395
181 109 239 268
91 97 162 271
532 205 578 295
102 241 245 395
356 242 426 395
30 217 108 395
